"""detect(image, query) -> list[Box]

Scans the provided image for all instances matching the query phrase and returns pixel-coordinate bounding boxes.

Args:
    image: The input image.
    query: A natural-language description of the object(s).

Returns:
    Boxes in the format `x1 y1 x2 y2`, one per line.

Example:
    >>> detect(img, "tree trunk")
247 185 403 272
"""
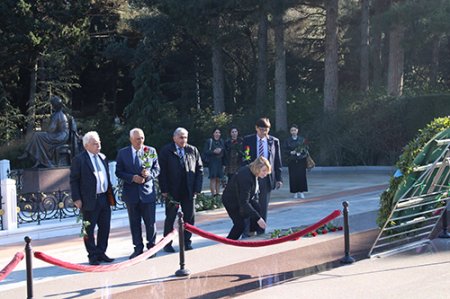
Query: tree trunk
360 0 370 94
26 58 38 134
255 3 268 112
430 35 441 86
211 17 225 114
323 0 339 114
273 2 287 132
371 0 387 90
387 24 404 97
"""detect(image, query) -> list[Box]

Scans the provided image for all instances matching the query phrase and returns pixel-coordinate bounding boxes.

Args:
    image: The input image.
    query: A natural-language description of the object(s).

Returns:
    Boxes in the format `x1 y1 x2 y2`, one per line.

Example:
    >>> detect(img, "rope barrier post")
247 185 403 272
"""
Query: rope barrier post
340 201 355 264
175 211 191 277
24 236 34 299
438 204 450 238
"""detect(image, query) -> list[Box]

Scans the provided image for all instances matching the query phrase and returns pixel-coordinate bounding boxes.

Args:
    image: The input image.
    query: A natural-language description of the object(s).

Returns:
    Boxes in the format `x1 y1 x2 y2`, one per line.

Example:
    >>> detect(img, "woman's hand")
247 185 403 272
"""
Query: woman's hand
257 218 267 229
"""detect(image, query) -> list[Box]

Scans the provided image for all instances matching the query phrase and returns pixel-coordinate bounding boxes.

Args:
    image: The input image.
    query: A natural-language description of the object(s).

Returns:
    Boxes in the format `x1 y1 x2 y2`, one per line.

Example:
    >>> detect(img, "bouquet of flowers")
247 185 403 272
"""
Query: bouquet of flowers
242 145 251 162
76 213 90 239
139 146 157 168
287 142 309 162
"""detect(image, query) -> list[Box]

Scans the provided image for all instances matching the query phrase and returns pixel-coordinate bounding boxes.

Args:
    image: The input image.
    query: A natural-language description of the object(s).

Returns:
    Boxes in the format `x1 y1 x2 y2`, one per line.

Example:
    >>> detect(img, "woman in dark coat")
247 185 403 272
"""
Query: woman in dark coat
284 124 309 199
203 128 225 196
221 156 271 240
223 126 243 181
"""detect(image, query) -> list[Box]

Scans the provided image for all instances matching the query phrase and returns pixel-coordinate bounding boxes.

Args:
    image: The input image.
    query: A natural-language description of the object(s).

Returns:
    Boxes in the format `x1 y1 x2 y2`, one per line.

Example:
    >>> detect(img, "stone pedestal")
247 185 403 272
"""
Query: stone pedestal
0 159 10 180
21 167 71 193
1 178 18 230
109 161 118 187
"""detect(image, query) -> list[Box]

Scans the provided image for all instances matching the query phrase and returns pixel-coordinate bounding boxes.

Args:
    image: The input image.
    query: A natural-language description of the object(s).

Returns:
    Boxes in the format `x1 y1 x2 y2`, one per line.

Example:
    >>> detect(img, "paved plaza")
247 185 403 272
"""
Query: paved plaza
1 166 449 298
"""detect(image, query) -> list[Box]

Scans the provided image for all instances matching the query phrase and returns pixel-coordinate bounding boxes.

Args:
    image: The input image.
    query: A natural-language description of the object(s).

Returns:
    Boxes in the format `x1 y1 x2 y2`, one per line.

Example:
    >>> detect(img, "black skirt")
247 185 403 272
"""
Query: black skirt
288 158 308 193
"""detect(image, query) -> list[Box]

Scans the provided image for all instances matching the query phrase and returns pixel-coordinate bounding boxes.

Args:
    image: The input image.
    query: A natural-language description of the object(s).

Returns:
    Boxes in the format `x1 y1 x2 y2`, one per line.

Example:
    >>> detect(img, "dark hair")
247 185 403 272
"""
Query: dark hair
229 126 239 134
290 124 298 129
211 127 221 134
255 117 271 128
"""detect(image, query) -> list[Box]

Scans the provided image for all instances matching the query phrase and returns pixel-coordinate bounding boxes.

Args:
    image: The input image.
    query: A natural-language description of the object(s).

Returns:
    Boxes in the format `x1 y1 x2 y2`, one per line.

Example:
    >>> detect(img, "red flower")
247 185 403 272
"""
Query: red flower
311 231 318 237
143 146 149 153
337 226 343 231
330 227 337 232
322 229 328 234
245 145 250 151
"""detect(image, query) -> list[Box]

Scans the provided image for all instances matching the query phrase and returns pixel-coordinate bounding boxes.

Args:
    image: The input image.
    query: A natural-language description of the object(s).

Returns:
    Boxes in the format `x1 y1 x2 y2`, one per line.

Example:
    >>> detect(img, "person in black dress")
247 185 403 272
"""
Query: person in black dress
284 124 309 199
221 156 271 240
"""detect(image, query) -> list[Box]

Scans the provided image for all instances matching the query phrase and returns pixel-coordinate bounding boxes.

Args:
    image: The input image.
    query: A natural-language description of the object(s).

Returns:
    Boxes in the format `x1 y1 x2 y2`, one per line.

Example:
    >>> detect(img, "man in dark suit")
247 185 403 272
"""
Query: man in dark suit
70 131 115 265
159 127 203 252
116 128 160 259
242 117 283 234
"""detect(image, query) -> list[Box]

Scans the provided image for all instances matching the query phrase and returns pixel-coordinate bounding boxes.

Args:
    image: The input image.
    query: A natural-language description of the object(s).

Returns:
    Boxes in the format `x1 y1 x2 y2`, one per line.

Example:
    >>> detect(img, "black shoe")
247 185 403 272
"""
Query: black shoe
129 250 143 259
163 245 176 253
185 244 193 251
89 257 100 265
97 253 114 263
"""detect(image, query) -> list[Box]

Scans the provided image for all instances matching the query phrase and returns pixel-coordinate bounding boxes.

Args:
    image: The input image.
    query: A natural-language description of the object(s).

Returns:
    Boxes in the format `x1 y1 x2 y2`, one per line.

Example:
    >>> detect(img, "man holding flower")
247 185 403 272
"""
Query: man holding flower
116 128 160 259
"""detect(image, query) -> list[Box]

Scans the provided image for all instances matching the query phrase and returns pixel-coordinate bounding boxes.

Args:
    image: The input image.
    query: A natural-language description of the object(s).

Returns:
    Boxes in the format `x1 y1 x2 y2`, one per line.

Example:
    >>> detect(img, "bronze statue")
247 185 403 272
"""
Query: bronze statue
19 95 69 168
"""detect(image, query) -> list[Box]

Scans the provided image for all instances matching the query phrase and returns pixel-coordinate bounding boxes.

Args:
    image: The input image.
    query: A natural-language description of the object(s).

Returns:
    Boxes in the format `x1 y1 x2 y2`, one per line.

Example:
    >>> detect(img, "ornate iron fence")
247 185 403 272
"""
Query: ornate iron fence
8 169 127 225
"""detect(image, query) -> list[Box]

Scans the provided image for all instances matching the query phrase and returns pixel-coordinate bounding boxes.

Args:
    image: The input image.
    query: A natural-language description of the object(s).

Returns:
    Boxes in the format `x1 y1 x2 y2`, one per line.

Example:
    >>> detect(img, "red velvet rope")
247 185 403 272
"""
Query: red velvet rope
34 230 177 272
0 252 24 282
184 210 341 247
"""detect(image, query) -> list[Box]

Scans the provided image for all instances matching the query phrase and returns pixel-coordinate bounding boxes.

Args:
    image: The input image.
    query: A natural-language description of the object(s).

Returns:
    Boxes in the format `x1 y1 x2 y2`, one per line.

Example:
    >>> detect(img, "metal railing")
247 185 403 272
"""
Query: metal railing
7 169 128 225
5 168 169 226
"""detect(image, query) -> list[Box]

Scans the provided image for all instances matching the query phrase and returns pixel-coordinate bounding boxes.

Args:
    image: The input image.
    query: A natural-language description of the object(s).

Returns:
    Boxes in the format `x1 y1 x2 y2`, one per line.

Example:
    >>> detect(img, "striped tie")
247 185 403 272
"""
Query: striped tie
258 138 264 158
178 147 185 165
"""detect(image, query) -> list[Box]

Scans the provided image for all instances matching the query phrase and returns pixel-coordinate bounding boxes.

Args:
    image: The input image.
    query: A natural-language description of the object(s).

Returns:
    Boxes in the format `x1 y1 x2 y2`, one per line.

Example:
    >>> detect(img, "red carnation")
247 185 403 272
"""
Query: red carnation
322 229 328 234
337 226 343 231
311 231 318 237
144 146 149 152
330 227 337 232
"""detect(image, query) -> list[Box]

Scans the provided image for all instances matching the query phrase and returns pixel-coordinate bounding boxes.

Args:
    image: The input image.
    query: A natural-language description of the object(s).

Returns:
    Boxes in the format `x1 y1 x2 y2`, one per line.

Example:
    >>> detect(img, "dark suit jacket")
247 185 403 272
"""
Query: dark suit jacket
70 151 113 212
242 134 283 189
221 166 261 219
159 142 203 201
115 145 160 204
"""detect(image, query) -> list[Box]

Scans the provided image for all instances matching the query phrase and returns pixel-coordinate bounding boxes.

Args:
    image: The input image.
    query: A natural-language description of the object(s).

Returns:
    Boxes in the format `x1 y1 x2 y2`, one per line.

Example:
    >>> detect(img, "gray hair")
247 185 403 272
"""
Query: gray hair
83 131 100 146
129 128 144 138
173 127 188 137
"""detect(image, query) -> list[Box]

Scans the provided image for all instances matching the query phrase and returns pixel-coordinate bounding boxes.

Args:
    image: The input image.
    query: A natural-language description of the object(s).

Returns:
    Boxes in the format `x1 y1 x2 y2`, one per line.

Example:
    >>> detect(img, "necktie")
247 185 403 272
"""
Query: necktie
134 151 140 168
94 155 106 193
178 147 185 166
258 138 264 158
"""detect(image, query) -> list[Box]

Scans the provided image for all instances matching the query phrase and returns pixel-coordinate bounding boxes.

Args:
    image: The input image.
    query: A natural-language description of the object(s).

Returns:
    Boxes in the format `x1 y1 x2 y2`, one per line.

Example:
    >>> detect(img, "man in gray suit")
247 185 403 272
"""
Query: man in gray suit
116 128 160 259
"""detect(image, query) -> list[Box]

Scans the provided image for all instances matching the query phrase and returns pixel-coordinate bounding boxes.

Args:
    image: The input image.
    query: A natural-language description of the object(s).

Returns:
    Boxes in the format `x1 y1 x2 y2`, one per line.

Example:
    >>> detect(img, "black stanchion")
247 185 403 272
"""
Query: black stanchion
438 204 450 238
175 211 191 276
340 201 355 264
24 236 34 299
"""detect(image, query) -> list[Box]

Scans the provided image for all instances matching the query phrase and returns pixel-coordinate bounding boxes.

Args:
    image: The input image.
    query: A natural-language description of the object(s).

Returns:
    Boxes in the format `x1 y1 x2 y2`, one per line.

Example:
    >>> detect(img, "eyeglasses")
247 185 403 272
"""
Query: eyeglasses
257 127 269 131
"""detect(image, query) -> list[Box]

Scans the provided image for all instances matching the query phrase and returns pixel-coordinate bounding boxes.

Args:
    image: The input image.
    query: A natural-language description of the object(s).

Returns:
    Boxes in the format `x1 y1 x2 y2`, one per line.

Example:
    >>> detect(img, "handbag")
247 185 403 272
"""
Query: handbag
306 155 315 169
107 185 116 206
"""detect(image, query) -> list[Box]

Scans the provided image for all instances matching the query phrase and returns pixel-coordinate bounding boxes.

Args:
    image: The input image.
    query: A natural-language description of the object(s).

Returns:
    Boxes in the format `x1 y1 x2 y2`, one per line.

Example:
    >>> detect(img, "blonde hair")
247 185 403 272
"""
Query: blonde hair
249 156 272 176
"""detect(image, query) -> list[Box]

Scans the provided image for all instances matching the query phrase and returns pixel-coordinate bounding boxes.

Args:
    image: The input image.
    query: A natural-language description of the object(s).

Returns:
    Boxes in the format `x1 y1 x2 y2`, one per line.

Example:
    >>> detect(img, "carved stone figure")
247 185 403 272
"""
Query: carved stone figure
19 95 69 168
